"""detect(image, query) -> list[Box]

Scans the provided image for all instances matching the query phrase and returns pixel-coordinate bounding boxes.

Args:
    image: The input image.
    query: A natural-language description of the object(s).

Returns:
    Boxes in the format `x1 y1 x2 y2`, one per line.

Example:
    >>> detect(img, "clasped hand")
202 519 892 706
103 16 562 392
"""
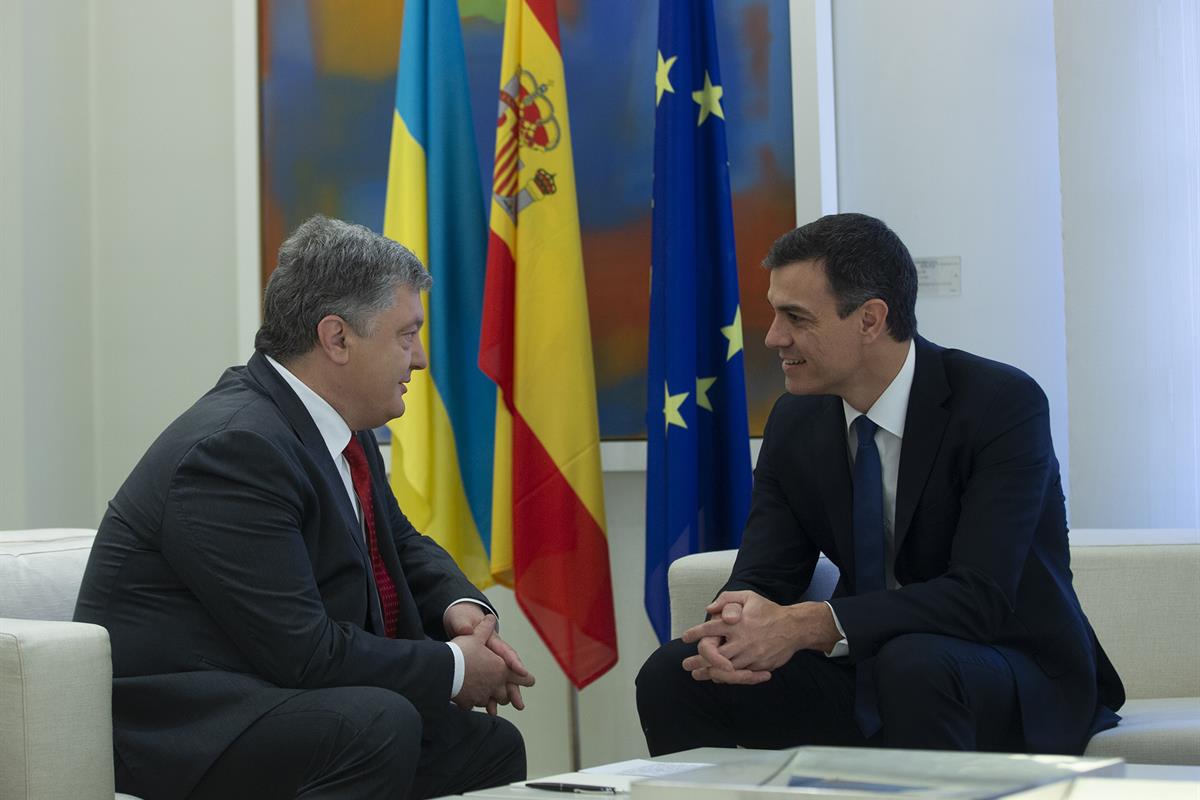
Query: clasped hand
446 606 536 715
679 591 839 685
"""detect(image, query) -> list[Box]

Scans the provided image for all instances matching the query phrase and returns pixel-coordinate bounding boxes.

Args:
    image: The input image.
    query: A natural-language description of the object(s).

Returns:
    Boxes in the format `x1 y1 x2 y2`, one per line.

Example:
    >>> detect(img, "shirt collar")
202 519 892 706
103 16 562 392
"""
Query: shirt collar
265 354 353 461
842 339 916 439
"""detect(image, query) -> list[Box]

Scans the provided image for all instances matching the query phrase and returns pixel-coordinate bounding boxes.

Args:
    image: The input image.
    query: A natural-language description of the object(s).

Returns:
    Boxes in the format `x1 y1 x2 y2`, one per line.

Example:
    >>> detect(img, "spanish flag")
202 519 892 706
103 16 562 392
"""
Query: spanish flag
384 0 494 588
479 0 618 688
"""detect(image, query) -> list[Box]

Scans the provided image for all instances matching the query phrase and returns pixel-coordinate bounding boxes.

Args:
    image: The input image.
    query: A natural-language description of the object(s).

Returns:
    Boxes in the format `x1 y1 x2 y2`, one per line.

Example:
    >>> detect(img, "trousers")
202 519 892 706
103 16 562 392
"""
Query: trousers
117 686 525 800
636 633 1023 756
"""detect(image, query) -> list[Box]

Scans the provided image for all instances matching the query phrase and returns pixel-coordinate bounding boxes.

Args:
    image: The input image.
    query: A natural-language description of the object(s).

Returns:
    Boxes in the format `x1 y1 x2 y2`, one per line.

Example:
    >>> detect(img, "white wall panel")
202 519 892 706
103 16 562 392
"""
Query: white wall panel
1 0 96 528
1055 0 1200 528
832 0 1072 498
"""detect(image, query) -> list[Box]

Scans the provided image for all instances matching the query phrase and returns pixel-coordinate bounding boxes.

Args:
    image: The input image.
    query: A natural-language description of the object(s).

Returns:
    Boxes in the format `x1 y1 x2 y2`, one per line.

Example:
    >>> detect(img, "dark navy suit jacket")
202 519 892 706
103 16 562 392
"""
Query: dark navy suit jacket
75 351 488 799
724 336 1124 754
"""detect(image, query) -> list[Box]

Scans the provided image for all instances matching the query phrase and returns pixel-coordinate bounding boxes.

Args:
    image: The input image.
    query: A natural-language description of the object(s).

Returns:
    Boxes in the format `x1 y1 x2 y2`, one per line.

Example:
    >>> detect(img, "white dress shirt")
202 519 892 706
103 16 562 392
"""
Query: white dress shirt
824 340 916 657
265 356 472 697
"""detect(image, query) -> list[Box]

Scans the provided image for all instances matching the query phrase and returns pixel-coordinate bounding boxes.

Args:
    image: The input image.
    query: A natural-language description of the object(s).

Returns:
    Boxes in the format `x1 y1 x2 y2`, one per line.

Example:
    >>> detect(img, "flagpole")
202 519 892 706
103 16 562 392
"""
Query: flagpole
567 685 582 771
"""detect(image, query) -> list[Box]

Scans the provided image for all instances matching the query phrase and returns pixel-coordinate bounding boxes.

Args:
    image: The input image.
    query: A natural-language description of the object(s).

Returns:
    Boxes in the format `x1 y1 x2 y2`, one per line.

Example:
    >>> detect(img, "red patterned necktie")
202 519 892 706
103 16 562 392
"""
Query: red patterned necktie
343 435 399 638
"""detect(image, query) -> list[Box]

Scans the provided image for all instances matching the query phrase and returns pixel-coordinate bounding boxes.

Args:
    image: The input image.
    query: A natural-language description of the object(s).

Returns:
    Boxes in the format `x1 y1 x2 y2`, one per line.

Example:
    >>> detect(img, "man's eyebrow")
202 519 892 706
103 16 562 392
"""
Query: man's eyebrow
772 301 814 318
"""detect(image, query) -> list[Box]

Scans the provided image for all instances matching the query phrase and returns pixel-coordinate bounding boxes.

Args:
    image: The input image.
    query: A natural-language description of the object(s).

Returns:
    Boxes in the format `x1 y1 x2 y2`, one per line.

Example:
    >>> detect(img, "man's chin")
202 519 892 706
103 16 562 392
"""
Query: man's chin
360 403 405 431
785 377 821 396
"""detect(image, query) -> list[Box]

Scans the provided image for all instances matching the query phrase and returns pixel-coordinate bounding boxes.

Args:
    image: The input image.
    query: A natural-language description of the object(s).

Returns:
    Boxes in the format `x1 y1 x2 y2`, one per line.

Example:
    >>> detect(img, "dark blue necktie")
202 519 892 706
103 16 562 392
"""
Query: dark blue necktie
851 415 885 738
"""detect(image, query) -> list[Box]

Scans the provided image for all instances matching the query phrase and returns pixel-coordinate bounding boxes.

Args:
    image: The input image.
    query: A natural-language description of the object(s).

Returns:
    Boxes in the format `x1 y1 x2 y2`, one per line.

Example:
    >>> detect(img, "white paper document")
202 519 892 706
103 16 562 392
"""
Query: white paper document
583 759 714 778
516 762 714 794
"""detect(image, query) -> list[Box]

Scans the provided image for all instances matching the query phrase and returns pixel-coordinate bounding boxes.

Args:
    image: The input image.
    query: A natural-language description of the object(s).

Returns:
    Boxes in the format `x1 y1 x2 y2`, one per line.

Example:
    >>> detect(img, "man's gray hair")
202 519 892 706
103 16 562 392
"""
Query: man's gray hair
254 215 432 362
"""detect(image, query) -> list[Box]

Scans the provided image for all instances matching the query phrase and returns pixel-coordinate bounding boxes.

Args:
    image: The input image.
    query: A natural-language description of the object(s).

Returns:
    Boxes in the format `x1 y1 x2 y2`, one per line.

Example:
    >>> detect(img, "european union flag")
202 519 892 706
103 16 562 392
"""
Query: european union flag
645 0 752 643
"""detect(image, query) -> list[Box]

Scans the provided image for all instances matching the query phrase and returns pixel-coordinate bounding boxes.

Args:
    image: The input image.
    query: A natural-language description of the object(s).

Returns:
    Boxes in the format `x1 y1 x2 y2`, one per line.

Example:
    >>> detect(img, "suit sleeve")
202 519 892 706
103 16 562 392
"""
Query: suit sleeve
723 399 822 605
160 429 455 715
378 477 493 639
830 373 1055 661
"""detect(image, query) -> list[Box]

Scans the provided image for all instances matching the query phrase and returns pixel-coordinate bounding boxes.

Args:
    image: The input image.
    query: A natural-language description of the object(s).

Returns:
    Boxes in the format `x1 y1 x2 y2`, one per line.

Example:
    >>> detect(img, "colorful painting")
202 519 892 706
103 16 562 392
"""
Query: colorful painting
259 0 795 437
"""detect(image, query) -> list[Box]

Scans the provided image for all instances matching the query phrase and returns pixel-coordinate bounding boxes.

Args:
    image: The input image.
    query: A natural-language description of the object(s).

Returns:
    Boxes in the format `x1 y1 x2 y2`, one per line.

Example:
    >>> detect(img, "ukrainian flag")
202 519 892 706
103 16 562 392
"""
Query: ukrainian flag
384 0 494 587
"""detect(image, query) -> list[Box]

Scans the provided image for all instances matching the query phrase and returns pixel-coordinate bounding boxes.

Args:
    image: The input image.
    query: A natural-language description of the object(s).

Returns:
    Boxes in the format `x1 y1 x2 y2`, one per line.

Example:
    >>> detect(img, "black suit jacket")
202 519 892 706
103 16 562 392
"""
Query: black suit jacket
725 337 1124 754
74 352 489 799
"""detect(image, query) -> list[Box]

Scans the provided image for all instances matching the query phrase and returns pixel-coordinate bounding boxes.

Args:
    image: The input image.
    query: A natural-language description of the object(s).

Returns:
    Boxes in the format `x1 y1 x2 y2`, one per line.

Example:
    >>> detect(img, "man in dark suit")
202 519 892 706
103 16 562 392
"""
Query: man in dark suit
75 215 534 799
636 213 1124 756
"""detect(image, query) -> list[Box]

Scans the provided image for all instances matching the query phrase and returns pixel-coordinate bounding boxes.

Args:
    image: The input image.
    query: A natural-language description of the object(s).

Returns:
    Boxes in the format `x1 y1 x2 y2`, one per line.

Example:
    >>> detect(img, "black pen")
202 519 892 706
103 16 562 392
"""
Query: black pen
525 782 620 794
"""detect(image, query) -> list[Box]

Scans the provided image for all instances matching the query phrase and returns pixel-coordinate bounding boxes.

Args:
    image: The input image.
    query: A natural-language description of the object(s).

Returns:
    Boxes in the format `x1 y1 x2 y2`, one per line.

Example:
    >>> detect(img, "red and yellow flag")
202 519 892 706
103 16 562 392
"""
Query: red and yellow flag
479 0 617 689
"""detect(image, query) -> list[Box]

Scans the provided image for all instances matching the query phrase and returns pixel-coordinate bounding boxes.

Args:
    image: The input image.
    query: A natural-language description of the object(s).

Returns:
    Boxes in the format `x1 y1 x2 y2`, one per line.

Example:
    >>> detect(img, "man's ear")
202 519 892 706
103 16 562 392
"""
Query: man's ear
859 298 890 343
315 315 351 365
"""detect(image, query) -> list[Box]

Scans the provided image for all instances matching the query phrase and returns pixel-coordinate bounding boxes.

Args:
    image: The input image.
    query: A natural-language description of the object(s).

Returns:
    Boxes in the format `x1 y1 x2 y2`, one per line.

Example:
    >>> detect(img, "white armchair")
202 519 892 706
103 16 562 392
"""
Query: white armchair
0 529 140 800
667 529 1200 766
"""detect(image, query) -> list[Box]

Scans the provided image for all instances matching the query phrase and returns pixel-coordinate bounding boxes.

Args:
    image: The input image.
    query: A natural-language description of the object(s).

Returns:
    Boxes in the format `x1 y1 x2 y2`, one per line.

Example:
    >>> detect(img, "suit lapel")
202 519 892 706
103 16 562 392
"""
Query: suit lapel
248 353 424 639
894 337 951 551
810 395 854 565
246 352 375 597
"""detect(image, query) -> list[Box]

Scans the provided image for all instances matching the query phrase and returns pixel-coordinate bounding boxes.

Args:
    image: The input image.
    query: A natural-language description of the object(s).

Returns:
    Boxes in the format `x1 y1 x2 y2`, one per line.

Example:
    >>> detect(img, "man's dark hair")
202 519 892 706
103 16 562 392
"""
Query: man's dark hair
763 213 918 341
255 215 432 362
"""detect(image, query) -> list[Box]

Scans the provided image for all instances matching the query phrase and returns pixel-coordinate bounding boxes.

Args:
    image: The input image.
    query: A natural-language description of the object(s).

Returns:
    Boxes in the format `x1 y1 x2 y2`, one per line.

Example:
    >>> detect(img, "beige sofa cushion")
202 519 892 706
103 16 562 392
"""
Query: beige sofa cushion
0 528 97 621
1068 535 1200 699
1084 697 1200 765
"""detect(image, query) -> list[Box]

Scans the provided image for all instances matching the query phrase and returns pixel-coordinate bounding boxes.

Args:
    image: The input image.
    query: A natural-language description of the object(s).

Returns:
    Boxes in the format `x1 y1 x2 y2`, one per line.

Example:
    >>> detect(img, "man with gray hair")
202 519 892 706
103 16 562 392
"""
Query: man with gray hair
76 215 533 799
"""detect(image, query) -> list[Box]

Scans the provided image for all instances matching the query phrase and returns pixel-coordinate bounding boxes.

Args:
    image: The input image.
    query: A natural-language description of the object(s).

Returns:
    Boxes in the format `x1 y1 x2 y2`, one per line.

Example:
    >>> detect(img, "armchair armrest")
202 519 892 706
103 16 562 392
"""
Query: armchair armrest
668 550 738 640
0 618 115 800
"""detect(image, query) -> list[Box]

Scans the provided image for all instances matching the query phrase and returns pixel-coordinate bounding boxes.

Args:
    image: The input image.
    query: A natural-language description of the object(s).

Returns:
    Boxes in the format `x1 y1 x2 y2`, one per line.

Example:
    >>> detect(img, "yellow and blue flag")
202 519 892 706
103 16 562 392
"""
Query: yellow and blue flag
384 0 494 587
645 0 752 642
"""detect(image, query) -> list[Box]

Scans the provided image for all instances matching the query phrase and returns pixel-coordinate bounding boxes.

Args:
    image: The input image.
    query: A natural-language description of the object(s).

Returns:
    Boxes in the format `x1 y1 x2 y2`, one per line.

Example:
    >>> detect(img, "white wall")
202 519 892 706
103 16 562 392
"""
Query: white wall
1054 0 1200 528
1 0 97 529
1 0 28 527
90 0 246 503
832 0 1073 489
0 1 253 528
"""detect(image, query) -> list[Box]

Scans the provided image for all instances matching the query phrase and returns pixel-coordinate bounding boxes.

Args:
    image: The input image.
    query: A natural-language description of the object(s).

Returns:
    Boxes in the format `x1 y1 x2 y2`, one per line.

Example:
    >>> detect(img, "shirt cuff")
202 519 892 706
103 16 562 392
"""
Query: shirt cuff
447 641 465 699
444 599 494 699
824 601 849 658
447 597 496 619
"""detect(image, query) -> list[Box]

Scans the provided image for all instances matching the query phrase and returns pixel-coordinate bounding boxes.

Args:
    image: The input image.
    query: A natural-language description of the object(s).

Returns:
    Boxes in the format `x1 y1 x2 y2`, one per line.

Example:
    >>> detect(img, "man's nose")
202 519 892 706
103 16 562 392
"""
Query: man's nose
764 318 785 349
412 337 428 370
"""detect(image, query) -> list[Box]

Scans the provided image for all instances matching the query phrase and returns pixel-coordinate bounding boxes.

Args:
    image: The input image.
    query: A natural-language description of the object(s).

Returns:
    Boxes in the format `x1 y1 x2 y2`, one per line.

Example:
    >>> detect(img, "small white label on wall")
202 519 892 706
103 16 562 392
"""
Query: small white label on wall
915 256 961 297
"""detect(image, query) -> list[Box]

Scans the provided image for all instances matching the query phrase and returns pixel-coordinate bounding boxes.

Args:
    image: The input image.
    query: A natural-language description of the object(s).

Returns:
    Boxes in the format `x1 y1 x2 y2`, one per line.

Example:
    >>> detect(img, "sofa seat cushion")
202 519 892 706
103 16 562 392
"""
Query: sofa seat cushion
0 528 96 621
1084 697 1200 765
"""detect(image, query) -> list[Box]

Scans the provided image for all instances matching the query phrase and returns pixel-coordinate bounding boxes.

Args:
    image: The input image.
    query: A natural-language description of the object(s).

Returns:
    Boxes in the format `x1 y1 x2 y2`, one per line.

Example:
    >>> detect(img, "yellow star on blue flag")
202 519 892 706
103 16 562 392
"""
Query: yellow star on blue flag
664 382 689 432
721 305 743 361
696 376 716 411
656 50 677 105
692 70 725 125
